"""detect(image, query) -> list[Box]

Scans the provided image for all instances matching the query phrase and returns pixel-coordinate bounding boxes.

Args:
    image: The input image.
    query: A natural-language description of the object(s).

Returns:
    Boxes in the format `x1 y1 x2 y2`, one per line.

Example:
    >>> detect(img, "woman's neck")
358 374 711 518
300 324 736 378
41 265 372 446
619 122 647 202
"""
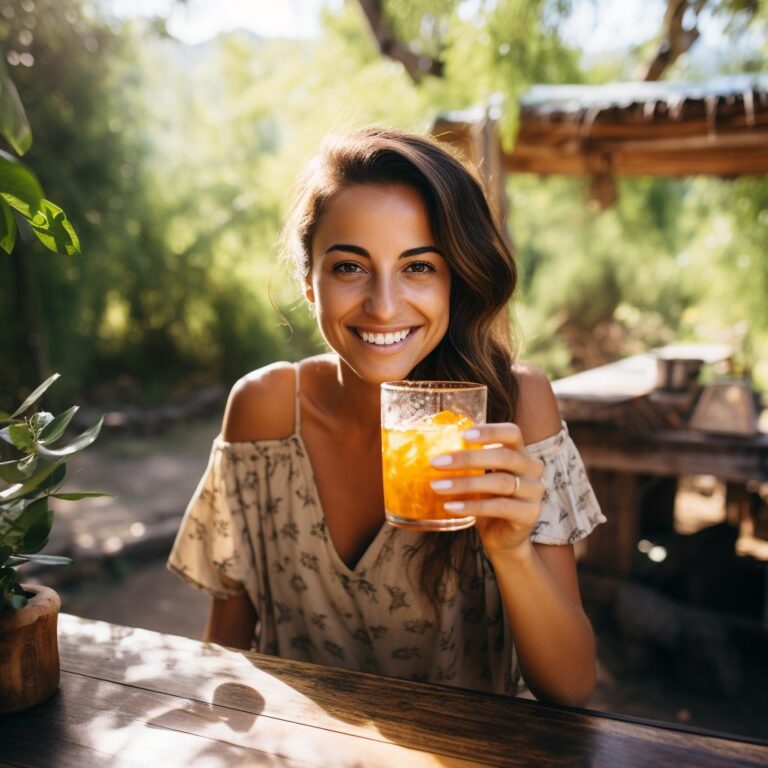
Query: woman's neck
332 358 382 435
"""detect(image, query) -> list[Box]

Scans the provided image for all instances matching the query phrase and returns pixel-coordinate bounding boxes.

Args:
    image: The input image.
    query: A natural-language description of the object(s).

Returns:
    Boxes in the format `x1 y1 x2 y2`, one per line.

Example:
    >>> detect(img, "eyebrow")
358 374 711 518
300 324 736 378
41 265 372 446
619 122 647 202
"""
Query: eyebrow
324 243 443 259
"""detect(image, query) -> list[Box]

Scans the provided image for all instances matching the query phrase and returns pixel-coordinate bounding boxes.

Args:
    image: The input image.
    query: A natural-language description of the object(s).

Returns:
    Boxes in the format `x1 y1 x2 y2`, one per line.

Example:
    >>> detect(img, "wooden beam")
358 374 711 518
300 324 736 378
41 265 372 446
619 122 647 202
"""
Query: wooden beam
435 89 768 179
504 139 768 176
516 110 768 143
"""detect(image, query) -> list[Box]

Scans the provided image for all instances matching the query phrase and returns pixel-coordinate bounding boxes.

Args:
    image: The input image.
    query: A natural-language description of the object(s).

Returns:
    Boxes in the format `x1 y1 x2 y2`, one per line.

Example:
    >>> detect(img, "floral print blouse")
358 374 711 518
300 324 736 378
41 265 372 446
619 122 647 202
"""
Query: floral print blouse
167 374 605 696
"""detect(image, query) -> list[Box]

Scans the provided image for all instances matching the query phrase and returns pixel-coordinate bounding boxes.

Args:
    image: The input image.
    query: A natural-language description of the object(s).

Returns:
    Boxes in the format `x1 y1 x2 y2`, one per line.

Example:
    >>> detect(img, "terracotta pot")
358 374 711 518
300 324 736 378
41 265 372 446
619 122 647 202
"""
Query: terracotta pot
0 583 61 714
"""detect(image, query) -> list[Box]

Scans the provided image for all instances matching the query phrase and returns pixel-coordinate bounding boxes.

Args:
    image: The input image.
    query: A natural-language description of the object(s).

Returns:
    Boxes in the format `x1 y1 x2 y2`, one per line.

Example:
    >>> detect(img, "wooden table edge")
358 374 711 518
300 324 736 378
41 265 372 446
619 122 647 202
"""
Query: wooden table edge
57 614 768 752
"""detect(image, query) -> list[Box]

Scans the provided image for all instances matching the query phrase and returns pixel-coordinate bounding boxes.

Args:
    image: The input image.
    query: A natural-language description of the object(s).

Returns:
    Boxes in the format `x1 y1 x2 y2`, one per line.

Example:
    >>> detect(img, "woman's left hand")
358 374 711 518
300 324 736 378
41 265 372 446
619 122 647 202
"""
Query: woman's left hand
430 422 545 559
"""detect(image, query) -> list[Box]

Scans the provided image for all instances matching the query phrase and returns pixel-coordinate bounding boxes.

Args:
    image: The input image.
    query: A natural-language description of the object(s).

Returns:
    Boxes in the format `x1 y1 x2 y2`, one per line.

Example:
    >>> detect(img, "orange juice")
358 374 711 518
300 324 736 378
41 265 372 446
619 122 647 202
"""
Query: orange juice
382 409 481 529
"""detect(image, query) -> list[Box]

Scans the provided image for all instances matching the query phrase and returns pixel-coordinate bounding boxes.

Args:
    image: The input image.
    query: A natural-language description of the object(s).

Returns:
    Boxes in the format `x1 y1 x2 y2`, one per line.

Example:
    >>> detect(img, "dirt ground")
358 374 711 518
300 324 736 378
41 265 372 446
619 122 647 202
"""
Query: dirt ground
35 415 768 743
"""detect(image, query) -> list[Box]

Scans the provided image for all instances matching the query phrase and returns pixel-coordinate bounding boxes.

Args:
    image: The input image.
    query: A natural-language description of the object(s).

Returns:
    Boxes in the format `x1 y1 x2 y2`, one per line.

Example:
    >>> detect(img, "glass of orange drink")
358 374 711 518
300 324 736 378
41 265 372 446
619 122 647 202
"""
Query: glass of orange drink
381 381 487 531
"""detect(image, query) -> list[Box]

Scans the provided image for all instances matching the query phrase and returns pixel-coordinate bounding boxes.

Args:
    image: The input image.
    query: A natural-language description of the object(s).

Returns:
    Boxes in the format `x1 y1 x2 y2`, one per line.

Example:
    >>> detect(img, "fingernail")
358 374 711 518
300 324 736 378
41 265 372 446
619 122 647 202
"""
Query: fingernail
431 454 453 467
430 479 454 490
463 428 481 440
443 501 465 512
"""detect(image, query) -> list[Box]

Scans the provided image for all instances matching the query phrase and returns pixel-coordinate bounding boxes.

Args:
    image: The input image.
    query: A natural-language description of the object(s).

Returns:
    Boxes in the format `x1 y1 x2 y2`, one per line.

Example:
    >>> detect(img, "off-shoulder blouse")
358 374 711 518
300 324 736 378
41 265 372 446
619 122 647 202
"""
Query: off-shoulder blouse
168 373 605 695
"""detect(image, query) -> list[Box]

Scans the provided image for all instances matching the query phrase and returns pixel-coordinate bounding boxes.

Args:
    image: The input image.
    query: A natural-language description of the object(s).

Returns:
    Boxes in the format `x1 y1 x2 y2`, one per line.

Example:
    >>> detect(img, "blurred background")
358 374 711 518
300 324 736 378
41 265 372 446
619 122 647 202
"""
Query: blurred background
2 0 767 741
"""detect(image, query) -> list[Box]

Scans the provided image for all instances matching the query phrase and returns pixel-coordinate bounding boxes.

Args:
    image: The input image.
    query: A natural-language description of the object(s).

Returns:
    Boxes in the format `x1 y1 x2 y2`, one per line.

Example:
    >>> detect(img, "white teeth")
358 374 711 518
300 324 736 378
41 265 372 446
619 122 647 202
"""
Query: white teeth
359 328 412 345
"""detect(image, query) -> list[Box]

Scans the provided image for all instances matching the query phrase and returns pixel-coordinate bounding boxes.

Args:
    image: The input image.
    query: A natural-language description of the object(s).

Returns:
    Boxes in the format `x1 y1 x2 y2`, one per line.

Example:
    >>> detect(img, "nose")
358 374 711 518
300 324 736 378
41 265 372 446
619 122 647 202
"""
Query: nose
362 273 400 321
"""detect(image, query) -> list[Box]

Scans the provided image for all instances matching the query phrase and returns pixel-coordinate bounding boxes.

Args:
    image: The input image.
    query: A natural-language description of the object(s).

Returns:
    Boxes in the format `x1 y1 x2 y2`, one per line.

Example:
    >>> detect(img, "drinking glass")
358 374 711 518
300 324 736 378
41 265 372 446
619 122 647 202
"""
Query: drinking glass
381 380 487 532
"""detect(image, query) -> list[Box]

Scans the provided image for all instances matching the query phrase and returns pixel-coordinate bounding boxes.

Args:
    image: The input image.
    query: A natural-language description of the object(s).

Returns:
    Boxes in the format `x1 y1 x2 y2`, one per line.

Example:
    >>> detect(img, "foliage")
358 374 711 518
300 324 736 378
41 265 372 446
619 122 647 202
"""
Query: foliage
0 54 80 258
372 0 582 143
0 374 108 612
2 0 767 406
0 3 83 402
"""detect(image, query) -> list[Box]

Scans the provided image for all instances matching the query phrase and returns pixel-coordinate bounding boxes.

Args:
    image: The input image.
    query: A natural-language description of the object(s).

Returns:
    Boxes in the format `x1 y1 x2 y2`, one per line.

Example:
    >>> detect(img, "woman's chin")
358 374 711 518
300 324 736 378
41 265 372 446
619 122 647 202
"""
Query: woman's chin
338 357 412 386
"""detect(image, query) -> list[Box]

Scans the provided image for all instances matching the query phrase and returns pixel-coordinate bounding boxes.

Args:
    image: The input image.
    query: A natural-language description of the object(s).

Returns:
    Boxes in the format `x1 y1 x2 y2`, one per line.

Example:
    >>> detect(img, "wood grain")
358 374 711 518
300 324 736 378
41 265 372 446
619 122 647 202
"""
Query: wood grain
37 614 768 768
568 425 768 483
0 585 61 715
0 670 483 768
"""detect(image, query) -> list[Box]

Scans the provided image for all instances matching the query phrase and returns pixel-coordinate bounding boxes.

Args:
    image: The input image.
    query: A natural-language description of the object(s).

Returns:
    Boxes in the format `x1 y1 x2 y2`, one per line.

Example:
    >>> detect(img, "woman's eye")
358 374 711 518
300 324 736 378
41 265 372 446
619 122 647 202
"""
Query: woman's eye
333 261 363 274
405 261 436 274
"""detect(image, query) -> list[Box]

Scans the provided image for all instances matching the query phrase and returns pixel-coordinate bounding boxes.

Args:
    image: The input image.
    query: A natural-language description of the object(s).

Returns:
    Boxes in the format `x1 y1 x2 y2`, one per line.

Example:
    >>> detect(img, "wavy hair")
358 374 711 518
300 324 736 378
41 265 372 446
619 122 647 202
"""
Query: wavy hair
282 127 519 604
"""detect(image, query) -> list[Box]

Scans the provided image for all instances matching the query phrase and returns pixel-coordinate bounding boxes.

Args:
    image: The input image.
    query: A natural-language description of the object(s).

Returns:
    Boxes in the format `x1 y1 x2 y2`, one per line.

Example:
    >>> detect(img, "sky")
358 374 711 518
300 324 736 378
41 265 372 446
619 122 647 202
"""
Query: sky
103 0 725 53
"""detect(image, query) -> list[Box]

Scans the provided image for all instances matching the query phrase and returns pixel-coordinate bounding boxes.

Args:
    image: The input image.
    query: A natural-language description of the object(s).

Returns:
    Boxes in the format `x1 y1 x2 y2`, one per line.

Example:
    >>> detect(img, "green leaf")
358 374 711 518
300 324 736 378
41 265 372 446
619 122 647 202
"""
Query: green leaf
6 422 33 451
0 458 27 484
0 500 27 545
30 199 81 256
0 545 11 564
37 417 102 460
50 491 114 500
0 460 60 503
38 406 78 445
0 54 32 155
0 196 16 254
0 150 43 218
37 461 66 493
17 497 52 554
10 373 60 419
29 411 53 433
14 553 71 566
0 411 11 420
0 565 19 582
17 452 37 477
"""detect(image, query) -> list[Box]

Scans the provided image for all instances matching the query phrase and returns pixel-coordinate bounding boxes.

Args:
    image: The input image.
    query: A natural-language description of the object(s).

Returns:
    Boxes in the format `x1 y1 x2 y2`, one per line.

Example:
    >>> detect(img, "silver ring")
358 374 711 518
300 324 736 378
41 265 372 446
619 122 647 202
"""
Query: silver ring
512 475 521 495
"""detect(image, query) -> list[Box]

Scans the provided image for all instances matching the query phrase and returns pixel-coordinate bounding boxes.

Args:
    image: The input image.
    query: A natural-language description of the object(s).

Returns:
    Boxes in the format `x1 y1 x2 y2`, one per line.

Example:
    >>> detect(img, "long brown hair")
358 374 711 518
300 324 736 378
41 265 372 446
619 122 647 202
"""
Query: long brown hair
283 127 519 603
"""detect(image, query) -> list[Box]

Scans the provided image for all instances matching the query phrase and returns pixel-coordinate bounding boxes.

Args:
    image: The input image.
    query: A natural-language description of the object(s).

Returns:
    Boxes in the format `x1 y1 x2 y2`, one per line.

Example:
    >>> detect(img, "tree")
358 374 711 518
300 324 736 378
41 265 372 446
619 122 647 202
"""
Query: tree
0 0 81 402
638 0 760 81
353 0 582 142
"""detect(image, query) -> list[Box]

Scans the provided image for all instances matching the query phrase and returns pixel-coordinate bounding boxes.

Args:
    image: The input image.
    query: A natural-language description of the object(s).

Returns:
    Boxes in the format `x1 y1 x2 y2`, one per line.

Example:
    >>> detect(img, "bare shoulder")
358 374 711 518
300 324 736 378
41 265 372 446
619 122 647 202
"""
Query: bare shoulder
511 361 562 445
222 361 297 442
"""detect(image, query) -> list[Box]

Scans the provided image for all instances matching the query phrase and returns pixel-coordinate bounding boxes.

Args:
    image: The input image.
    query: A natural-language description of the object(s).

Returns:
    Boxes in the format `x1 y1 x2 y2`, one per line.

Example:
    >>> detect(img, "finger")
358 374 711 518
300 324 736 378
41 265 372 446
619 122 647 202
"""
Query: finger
463 424 546 480
430 472 544 502
442 496 540 524
464 422 523 451
431 445 543 479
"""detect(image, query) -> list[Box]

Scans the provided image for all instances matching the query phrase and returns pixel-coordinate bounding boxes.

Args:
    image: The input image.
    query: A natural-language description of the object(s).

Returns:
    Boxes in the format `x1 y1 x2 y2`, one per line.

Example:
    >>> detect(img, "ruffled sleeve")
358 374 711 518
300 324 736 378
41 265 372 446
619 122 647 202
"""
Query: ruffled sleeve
167 437 253 599
524 422 606 545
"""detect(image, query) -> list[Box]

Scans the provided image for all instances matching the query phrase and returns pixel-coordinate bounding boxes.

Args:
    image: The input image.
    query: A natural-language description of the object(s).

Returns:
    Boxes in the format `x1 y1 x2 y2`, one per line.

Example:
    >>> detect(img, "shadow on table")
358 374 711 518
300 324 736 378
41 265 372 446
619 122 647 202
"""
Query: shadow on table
236 653 600 768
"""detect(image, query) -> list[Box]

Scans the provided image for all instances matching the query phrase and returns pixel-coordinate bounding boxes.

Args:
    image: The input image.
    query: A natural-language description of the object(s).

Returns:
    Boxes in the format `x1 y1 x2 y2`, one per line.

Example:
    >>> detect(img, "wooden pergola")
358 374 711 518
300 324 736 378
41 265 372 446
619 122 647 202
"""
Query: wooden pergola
433 74 768 209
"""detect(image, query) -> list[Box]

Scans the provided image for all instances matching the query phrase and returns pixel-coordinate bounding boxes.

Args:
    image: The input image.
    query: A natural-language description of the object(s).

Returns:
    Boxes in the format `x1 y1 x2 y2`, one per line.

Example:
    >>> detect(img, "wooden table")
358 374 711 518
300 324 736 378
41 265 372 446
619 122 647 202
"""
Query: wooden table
552 347 768 577
1 615 766 767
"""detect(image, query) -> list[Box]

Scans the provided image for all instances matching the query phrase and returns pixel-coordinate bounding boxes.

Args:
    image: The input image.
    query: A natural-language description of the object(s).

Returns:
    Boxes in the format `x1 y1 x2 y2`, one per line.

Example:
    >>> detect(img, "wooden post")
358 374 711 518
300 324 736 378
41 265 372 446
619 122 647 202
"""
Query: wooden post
725 482 750 528
582 469 641 576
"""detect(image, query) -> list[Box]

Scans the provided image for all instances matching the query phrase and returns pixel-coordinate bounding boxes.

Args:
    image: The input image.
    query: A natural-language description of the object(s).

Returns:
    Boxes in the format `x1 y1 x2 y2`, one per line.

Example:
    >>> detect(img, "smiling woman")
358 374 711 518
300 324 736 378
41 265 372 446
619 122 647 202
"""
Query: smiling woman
167 128 606 707
308 183 451 385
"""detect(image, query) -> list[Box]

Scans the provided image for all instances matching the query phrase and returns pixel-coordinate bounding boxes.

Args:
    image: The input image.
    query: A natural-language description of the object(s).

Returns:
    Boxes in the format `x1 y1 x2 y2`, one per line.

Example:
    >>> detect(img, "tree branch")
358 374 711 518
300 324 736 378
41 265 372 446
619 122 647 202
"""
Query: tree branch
356 0 444 82
637 0 707 81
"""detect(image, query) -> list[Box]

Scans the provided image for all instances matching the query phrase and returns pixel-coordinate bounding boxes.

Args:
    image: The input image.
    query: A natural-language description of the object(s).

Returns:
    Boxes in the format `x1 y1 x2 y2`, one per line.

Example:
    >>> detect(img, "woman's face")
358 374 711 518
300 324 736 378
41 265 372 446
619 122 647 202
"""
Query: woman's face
308 182 451 385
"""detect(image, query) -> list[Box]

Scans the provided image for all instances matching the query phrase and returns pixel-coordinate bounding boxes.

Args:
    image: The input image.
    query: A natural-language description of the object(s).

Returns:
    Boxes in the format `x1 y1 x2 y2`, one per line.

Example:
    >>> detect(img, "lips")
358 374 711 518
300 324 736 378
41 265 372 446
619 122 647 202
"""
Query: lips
353 327 415 346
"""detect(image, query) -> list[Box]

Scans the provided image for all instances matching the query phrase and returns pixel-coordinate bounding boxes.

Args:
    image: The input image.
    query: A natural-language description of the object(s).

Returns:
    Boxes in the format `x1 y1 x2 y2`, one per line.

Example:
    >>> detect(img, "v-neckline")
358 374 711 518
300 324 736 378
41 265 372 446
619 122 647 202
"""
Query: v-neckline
291 432 390 576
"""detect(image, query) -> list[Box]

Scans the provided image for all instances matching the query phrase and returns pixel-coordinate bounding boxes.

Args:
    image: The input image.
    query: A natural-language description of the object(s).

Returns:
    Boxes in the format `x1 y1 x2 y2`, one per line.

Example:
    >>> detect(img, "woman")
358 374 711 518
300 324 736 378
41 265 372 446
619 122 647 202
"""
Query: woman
168 128 605 706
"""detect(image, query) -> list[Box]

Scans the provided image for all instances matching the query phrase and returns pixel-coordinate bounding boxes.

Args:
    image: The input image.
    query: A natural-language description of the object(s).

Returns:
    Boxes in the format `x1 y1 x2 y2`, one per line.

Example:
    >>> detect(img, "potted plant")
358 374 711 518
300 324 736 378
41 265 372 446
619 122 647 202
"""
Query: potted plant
0 374 106 713
0 31 103 714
